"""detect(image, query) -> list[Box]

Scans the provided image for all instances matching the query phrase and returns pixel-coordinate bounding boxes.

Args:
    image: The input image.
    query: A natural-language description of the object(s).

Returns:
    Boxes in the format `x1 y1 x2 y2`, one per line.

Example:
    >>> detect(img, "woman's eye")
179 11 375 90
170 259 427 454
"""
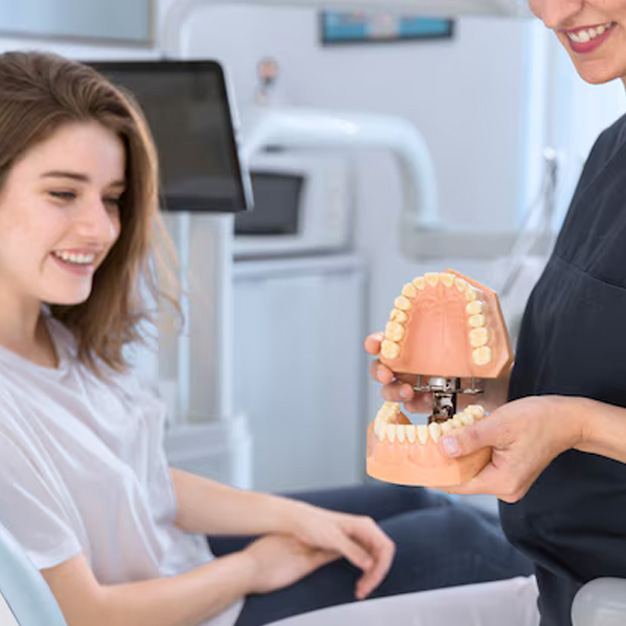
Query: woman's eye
49 190 76 201
104 197 123 209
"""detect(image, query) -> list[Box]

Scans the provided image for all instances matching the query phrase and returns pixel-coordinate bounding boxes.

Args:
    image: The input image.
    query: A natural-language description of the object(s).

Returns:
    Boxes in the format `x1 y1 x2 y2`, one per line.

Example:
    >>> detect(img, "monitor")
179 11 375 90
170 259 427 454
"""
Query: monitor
88 60 251 213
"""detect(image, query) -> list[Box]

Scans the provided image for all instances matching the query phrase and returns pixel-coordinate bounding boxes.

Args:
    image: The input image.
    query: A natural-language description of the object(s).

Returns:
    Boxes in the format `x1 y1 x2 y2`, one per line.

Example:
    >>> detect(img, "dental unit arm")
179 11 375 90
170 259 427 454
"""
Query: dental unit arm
241 107 439 230
367 270 514 488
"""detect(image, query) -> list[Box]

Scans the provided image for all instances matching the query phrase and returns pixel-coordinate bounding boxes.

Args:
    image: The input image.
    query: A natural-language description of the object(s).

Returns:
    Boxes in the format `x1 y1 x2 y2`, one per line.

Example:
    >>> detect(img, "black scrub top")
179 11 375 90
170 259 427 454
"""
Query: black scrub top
501 112 626 626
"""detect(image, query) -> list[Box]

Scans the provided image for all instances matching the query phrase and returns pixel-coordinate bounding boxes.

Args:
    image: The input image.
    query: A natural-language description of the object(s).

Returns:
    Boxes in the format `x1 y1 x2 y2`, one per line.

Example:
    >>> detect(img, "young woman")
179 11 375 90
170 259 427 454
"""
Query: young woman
0 51 531 626
369 2 626 625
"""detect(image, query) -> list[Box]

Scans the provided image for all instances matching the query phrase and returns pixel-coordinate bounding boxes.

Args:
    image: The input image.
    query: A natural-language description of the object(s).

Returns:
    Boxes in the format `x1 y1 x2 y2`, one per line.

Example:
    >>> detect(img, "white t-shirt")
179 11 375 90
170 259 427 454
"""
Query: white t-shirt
0 315 243 626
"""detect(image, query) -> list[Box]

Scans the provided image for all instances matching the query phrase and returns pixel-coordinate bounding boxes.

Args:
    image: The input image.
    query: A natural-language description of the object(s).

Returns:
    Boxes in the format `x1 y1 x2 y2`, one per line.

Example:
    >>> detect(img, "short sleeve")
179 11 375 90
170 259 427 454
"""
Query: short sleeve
0 427 82 570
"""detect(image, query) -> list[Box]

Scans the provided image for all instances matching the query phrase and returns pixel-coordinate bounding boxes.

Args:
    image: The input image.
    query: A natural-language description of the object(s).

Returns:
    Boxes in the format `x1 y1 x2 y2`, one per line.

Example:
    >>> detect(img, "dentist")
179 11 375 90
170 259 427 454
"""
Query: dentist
369 1 626 625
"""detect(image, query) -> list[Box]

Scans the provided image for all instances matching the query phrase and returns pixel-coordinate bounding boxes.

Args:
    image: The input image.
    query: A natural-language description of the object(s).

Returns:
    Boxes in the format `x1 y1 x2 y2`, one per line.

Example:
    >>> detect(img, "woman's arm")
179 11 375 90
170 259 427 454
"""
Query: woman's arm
42 535 338 626
41 551 254 626
170 468 304 536
170 469 395 600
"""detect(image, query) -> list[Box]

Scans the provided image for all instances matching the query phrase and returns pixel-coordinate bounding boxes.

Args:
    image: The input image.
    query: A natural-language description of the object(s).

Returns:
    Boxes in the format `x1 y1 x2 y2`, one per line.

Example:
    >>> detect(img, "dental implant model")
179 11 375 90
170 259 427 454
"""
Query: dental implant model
367 270 514 487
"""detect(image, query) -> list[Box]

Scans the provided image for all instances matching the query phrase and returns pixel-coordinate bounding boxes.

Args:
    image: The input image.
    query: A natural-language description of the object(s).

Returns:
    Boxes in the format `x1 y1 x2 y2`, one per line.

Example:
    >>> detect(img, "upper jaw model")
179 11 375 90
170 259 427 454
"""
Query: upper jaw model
367 270 514 488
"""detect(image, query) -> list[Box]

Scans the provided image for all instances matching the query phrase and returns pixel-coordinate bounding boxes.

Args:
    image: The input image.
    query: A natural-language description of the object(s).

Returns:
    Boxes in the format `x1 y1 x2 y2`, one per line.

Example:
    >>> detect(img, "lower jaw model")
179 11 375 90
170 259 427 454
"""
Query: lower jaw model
366 270 514 488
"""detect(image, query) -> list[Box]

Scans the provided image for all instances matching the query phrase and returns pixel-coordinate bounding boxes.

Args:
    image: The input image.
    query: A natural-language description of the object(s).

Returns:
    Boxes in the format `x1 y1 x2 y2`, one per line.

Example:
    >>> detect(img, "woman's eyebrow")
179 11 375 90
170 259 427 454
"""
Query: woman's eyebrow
40 170 125 187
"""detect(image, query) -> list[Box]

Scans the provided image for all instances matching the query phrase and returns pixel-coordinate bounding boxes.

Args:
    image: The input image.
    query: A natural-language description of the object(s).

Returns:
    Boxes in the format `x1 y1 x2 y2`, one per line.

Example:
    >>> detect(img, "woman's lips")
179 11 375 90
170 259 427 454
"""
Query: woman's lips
566 23 616 54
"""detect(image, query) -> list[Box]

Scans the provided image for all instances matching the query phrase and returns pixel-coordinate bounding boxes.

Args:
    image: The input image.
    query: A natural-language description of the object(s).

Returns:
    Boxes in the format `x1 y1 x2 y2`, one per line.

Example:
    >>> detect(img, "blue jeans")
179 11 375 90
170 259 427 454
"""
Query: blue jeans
208 483 533 626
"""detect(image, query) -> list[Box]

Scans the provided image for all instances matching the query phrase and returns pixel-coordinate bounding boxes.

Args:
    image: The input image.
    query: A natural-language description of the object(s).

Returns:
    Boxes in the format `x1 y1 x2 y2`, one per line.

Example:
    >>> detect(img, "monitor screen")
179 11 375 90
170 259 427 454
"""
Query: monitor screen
88 60 250 213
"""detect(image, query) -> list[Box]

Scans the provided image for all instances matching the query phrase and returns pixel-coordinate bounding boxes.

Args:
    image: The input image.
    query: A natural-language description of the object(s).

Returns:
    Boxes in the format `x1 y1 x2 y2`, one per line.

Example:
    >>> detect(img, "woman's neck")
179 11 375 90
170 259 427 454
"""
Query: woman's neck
0 301 58 368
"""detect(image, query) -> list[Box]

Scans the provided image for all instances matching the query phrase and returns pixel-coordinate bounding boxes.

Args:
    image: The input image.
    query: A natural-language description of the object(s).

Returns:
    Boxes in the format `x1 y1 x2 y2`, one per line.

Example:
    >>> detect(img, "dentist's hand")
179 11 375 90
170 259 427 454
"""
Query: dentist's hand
286 501 395 600
365 332 432 413
364 332 511 413
436 395 584 502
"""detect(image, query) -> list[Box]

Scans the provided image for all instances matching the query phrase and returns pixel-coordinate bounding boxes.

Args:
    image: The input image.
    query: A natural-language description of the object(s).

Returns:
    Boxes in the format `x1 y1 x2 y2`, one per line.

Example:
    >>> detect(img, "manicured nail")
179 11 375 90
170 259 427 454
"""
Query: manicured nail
442 437 460 457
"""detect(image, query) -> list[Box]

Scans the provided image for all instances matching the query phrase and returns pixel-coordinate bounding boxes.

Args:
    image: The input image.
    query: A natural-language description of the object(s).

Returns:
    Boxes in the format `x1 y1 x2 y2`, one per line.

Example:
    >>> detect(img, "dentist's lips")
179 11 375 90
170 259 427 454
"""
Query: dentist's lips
565 22 616 54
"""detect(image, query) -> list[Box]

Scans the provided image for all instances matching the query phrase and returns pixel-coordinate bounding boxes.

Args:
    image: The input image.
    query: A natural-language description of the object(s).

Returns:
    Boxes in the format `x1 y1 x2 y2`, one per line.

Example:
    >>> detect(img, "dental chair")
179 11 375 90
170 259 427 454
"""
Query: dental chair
0 519 623 626
0 521 66 625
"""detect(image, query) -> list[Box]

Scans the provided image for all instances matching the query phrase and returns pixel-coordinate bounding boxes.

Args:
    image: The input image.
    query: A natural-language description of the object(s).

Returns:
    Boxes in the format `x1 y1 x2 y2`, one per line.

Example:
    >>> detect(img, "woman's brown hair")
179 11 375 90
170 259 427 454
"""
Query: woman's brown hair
0 50 179 374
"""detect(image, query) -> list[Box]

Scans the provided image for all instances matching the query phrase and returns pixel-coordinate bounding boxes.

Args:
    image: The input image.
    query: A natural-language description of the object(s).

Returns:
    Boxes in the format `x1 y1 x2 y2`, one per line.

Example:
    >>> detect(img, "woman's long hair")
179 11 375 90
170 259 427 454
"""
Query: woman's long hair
0 51 180 374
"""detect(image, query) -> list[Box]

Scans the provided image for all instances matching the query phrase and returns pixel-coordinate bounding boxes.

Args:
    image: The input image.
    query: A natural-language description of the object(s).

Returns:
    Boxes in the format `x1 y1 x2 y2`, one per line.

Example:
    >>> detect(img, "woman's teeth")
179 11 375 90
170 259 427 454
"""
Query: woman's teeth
53 251 95 265
567 21 614 43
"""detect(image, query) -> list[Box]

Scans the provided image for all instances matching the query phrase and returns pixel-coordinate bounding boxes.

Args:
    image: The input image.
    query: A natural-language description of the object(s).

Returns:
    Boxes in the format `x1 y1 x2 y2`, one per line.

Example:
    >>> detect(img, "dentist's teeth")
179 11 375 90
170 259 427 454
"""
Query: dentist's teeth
567 21 614 43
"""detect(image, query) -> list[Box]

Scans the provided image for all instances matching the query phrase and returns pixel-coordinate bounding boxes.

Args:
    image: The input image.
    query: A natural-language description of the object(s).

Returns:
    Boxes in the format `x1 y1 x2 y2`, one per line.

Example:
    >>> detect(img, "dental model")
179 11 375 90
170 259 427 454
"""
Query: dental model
367 270 513 487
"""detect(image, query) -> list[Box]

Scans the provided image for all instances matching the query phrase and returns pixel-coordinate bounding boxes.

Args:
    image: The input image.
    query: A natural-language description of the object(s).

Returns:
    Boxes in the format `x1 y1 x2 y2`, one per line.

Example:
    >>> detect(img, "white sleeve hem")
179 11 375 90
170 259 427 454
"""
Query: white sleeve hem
28 538 83 571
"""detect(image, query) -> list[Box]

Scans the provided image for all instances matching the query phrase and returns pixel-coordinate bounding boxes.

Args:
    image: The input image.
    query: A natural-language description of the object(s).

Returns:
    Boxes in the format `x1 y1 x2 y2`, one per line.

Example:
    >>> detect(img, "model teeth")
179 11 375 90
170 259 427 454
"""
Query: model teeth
373 404 487 445
567 21 613 43
53 251 95 265
382 272 493 366
389 309 408 324
394 296 412 311
402 283 417 299
417 424 429 444
469 327 489 348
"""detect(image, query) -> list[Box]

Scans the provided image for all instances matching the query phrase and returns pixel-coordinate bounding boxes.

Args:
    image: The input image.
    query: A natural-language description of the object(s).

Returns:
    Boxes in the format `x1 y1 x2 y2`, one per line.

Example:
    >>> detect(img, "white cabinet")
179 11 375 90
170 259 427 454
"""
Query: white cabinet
233 255 368 493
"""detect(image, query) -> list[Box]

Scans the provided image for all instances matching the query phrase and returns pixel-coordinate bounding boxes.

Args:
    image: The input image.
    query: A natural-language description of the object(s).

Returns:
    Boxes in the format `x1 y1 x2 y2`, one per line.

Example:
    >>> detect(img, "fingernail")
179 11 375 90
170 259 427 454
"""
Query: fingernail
400 387 411 400
442 437 460 457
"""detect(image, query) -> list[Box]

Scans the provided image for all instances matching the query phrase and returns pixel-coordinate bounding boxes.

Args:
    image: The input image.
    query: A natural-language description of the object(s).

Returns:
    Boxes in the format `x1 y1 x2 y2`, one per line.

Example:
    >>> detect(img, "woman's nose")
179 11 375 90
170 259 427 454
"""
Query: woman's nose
537 0 584 29
77 198 117 243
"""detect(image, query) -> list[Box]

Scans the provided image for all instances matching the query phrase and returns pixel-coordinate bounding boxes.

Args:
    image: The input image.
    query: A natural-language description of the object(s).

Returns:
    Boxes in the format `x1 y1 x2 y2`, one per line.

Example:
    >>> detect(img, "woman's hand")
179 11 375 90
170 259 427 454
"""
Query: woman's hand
285 501 395 600
364 332 510 413
242 533 339 595
437 395 585 502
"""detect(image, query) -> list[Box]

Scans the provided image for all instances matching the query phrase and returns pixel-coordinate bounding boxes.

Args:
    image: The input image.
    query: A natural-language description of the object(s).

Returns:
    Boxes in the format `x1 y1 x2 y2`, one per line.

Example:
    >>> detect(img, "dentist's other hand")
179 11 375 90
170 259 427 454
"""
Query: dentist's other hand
364 332 432 413
437 396 584 502
364 332 511 413
287 501 395 600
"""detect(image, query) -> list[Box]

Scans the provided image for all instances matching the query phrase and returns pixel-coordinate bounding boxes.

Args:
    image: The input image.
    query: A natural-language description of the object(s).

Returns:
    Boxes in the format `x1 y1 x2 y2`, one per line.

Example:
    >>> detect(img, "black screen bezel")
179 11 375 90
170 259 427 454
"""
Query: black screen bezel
87 59 250 214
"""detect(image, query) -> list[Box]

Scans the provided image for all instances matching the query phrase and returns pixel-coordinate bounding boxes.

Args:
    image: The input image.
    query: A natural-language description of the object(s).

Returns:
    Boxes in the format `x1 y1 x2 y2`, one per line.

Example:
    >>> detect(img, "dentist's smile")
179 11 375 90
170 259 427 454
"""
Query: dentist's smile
561 21 617 54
